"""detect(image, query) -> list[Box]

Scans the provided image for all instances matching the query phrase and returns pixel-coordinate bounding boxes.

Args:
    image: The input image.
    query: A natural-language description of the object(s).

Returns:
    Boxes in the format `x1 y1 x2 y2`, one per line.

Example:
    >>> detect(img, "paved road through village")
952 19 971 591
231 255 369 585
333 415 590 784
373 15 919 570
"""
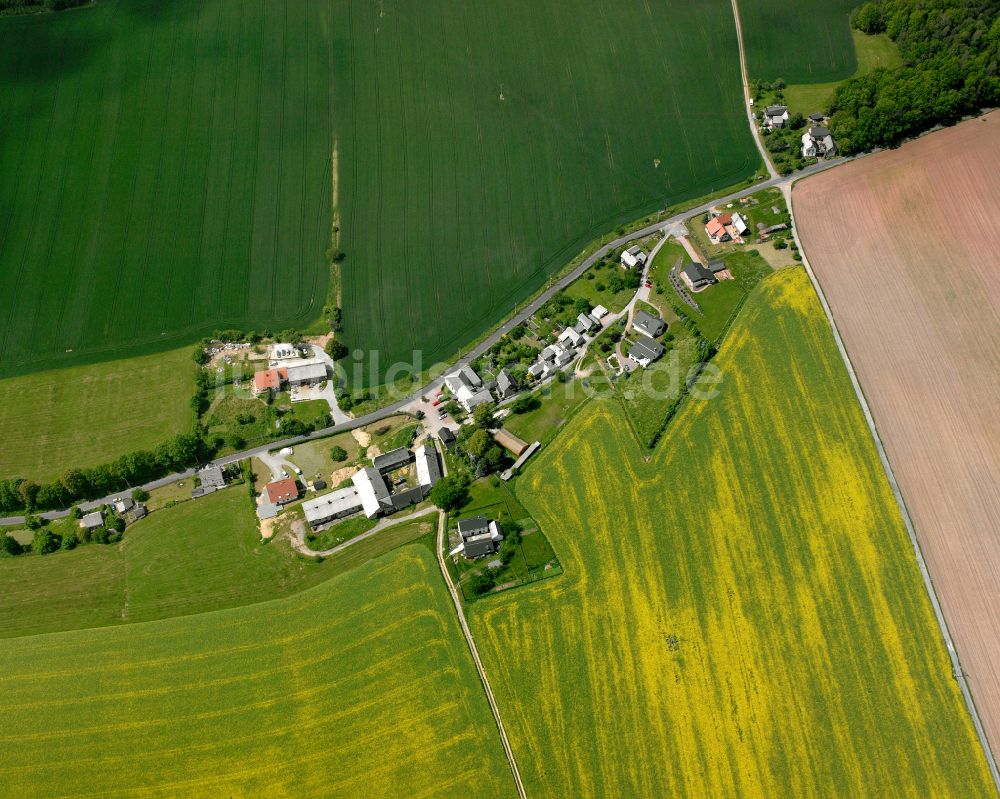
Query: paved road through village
0 158 852 528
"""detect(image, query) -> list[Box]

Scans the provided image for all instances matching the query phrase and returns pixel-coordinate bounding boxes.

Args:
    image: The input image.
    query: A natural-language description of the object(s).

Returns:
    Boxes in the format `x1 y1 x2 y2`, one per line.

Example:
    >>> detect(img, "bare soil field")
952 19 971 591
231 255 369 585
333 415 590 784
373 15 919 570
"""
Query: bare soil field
794 112 1000 752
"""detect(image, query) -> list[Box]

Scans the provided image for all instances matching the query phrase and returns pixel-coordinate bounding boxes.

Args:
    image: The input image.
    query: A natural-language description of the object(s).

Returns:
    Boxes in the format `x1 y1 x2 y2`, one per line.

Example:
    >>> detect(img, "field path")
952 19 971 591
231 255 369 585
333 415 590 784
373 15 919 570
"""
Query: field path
435 510 527 799
729 0 779 179
289 505 438 557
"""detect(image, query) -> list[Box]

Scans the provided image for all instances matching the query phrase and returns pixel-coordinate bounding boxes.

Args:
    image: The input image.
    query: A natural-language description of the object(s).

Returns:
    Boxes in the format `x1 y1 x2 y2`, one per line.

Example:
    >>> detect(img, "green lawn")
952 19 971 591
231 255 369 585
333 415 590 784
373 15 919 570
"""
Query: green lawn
0 544 515 797
336 0 757 382
305 514 377 552
0 0 334 379
685 280 746 341
0 345 196 482
783 31 903 115
502 379 590 446
470 268 996 797
619 330 700 446
740 0 859 83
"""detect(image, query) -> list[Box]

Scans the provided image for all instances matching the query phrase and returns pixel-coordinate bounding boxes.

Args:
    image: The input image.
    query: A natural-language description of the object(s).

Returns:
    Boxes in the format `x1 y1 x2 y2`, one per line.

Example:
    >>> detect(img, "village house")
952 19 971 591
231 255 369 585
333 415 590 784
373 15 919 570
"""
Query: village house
494 368 516 400
452 515 504 559
628 335 665 368
251 367 287 396
762 104 789 130
79 510 104 533
444 365 493 411
801 125 837 158
706 212 749 244
265 478 299 506
558 327 584 349
620 245 647 269
680 261 718 291
576 312 598 334
632 309 666 339
192 464 227 498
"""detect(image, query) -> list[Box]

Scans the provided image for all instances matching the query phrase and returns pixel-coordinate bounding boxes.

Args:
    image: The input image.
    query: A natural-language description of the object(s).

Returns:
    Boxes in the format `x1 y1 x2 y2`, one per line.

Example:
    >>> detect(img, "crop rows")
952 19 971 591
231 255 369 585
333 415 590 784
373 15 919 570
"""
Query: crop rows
0 0 334 379
471 268 995 797
334 0 757 379
0 545 515 797
739 0 859 83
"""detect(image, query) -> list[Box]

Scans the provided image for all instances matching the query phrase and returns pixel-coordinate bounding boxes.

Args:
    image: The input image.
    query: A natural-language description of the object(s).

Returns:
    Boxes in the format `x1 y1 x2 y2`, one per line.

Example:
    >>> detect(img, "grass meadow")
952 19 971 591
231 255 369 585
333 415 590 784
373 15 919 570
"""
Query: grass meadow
0 345 196 481
470 268 997 797
0 544 515 798
334 0 758 379
0 487 430 638
740 0 858 83
0 0 334 379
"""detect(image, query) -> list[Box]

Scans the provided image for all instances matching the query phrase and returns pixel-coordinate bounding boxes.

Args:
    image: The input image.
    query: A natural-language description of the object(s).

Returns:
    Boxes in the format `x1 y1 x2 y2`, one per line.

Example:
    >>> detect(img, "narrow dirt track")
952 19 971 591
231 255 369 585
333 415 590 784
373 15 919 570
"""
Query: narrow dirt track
793 112 1000 760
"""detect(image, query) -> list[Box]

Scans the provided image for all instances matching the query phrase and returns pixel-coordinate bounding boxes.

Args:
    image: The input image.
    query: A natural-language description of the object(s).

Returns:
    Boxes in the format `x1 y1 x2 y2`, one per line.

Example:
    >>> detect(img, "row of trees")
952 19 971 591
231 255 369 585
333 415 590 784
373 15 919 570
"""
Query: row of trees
0 433 205 514
830 0 999 153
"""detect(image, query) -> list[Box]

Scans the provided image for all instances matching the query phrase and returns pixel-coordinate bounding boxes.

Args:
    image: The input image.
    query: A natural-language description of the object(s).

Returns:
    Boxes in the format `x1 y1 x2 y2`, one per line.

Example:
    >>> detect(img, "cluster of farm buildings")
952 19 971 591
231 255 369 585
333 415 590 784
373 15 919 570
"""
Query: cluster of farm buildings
761 105 838 158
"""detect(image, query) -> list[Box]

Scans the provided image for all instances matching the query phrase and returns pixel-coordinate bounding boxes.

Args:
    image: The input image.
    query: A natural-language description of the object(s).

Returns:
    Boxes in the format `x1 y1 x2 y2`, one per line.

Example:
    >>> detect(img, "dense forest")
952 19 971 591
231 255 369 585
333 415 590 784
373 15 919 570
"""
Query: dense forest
831 0 1000 152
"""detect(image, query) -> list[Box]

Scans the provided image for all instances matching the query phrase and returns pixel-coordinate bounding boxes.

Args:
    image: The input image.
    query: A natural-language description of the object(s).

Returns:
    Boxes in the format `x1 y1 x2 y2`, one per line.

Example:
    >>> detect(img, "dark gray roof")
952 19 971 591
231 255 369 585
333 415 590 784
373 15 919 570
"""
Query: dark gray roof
496 369 514 394
313 479 327 490
458 515 490 538
708 260 727 273
682 261 716 287
764 104 787 115
390 485 424 511
463 536 497 559
632 309 665 338
809 112 825 121
810 125 831 137
372 447 414 473
628 335 665 364
438 427 456 445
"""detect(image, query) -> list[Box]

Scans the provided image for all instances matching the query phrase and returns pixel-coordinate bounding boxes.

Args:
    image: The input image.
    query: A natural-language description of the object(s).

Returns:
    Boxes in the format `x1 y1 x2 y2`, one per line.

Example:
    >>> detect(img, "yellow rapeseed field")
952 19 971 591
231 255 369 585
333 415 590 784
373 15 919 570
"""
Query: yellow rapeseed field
0 545 516 798
471 268 996 797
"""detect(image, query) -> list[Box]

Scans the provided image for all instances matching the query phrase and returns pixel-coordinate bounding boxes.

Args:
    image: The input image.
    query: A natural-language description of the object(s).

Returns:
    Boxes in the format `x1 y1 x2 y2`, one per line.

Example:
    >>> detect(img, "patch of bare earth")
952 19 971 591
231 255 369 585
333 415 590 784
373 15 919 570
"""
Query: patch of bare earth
794 111 1000 750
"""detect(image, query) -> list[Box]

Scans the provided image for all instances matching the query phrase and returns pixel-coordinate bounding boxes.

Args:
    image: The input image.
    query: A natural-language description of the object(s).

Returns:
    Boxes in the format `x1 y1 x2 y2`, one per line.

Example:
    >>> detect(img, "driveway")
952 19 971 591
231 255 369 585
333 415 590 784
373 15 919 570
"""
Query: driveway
308 344 352 425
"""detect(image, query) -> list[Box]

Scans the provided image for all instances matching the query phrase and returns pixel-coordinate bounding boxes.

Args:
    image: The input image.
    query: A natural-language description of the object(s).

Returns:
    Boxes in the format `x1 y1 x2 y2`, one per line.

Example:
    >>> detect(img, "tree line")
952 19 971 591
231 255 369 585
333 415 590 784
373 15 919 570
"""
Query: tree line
0 434 206 515
830 0 1000 153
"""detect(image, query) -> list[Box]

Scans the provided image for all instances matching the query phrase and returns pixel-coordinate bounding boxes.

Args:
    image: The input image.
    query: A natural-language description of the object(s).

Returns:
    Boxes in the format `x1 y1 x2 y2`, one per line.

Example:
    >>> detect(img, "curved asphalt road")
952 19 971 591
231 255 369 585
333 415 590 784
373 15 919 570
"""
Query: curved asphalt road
0 158 850 527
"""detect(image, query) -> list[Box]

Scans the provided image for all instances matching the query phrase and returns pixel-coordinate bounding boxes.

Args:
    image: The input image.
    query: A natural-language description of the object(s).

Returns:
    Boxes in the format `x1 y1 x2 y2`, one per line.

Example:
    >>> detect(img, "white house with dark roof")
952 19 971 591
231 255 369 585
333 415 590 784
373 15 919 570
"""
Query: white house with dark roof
762 104 789 130
632 309 666 338
444 365 492 411
620 245 648 269
801 125 837 158
628 335 665 368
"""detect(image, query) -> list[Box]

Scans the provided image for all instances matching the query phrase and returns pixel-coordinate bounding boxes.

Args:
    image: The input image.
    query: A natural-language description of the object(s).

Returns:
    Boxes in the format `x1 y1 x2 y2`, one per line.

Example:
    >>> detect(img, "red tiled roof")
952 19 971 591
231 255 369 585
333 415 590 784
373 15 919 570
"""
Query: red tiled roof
252 368 287 392
266 479 299 505
705 217 726 237
716 212 733 225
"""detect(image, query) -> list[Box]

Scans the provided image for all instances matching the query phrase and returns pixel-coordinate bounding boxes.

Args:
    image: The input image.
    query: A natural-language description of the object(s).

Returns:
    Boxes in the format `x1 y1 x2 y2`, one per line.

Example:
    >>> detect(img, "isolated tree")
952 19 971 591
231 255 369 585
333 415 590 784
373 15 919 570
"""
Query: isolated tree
131 488 149 502
464 429 492 460
325 338 349 361
330 445 348 462
467 571 496 596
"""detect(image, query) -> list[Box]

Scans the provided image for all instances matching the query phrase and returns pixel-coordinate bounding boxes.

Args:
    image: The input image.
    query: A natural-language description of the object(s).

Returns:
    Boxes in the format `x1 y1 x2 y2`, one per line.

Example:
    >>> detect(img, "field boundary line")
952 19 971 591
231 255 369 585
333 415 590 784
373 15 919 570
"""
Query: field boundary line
786 181 1000 793
434 504 527 798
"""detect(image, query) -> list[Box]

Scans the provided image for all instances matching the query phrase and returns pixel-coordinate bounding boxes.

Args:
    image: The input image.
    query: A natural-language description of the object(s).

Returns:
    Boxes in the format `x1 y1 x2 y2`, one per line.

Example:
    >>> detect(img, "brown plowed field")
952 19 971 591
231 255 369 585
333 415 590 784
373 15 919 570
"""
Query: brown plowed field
794 112 1000 751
